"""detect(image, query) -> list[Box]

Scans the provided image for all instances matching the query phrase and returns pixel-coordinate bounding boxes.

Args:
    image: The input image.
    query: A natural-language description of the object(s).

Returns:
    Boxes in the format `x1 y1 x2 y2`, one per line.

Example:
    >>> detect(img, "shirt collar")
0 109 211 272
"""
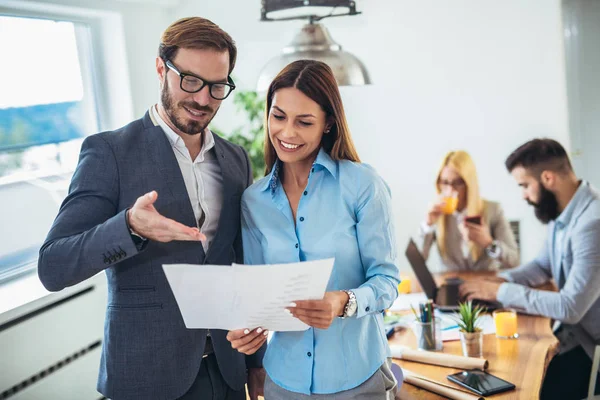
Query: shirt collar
556 180 587 227
260 147 338 193
150 104 215 155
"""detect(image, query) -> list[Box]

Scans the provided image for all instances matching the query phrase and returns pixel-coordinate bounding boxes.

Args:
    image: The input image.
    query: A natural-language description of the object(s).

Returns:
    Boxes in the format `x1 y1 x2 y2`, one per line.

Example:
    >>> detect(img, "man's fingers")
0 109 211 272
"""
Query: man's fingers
467 292 485 300
134 191 158 208
170 227 205 242
130 195 205 242
459 284 473 297
158 216 205 241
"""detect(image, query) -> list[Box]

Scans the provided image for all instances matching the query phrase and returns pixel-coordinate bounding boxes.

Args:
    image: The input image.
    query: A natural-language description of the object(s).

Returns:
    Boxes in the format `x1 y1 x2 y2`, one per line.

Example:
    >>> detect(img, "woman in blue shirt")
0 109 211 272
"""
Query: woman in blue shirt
232 60 401 399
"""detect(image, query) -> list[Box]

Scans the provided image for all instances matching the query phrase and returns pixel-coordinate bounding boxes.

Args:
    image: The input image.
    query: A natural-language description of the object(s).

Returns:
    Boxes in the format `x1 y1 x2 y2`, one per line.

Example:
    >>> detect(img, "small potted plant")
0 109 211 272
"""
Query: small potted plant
454 301 485 357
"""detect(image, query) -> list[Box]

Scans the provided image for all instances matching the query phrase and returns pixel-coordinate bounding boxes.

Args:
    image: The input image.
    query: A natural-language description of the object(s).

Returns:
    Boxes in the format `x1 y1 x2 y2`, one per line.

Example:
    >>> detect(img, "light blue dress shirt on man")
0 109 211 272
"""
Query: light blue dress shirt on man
497 181 600 358
241 148 401 395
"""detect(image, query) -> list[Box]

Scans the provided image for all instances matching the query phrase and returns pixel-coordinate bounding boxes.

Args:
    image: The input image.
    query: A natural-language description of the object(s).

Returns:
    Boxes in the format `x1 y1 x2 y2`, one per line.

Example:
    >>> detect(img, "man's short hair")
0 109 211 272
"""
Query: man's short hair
505 138 573 175
158 17 237 74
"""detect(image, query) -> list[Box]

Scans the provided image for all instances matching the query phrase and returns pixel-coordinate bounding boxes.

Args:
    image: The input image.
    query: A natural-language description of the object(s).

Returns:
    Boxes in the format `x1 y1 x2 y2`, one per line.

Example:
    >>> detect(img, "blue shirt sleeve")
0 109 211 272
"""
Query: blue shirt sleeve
352 171 401 318
241 194 265 266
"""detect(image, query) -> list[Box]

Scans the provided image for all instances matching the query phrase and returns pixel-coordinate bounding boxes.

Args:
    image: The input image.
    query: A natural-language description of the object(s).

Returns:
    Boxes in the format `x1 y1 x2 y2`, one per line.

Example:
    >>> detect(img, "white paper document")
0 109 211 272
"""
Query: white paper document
163 258 334 332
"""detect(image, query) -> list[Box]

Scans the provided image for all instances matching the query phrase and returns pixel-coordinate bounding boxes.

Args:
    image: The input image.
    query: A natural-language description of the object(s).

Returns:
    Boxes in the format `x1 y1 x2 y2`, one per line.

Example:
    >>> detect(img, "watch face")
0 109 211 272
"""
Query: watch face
347 301 358 316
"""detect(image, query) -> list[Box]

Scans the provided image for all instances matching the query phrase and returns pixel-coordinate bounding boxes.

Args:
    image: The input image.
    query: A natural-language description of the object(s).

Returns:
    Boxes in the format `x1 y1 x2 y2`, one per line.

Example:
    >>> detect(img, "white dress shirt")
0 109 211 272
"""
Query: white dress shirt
150 105 223 252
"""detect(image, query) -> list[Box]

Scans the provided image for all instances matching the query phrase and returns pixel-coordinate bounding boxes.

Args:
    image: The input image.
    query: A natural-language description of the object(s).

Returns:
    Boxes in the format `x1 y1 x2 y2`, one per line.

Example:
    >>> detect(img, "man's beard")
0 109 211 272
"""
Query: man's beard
160 78 216 135
528 183 560 224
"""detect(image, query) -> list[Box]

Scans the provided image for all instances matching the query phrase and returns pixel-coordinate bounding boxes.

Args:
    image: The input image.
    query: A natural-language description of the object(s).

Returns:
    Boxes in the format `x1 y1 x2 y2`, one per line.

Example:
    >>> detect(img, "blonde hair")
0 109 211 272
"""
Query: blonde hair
435 151 486 261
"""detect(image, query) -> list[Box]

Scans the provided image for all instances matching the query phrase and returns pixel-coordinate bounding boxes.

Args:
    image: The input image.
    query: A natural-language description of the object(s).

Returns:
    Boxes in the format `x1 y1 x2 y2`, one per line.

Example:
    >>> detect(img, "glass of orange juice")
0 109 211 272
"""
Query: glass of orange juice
397 277 412 294
493 308 519 339
441 191 459 215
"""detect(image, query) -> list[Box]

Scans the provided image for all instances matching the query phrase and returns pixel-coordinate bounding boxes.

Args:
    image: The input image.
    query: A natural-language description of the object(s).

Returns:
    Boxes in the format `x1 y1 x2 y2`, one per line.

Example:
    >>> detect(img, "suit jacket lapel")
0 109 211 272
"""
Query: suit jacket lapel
204 135 237 262
142 112 206 259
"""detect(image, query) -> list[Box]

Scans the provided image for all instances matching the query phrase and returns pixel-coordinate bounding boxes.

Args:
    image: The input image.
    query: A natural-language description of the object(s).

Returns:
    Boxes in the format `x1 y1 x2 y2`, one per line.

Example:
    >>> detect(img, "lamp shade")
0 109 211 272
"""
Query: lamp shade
256 23 370 92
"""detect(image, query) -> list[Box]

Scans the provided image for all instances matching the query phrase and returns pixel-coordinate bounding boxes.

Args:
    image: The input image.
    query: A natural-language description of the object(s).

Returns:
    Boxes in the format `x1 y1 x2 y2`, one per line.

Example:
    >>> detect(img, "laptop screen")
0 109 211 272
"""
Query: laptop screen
405 239 438 300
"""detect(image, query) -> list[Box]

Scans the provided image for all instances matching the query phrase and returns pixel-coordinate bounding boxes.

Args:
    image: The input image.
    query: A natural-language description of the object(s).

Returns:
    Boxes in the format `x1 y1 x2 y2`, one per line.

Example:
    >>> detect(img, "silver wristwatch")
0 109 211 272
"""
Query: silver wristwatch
486 240 502 259
340 290 357 318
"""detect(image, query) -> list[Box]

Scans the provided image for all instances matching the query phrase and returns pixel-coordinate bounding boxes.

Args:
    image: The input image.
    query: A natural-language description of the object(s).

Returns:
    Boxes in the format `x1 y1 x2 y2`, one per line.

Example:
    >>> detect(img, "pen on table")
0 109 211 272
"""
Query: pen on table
442 324 459 331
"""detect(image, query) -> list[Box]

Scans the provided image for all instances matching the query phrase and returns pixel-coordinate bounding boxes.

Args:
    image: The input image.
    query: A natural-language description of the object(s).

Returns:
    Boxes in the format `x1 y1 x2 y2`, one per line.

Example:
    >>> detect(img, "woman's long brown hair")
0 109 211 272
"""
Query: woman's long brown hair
263 60 360 175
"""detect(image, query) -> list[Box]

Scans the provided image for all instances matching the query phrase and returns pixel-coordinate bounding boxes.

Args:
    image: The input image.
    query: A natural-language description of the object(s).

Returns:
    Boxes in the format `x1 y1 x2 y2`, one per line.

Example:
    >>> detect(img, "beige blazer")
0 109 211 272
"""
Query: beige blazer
421 200 519 271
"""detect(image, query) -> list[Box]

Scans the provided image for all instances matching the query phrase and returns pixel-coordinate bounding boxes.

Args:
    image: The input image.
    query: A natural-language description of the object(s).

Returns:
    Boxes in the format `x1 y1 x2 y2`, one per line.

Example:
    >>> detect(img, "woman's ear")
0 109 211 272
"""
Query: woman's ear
324 117 335 133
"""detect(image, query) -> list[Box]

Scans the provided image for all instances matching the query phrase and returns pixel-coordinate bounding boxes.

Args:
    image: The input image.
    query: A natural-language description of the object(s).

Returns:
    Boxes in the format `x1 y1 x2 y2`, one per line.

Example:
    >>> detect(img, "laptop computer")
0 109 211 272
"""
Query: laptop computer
405 238 500 311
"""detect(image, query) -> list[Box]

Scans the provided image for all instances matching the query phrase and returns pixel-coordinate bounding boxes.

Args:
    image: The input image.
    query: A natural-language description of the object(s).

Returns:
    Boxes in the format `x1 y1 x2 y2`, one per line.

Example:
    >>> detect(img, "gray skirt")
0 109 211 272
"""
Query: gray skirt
264 359 397 399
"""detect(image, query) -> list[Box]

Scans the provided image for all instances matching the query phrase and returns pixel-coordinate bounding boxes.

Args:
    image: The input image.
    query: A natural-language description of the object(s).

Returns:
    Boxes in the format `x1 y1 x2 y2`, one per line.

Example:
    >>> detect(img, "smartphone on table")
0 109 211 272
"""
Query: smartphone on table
447 369 515 396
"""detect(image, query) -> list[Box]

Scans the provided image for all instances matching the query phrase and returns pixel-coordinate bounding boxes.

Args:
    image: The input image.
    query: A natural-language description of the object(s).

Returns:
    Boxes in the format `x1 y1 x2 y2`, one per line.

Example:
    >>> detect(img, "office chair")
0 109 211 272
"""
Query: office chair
588 345 600 400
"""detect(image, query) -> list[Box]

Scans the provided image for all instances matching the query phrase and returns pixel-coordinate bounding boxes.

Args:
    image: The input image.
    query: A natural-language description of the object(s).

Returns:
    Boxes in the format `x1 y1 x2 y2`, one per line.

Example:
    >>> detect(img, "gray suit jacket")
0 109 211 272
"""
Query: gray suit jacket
498 181 600 359
38 112 265 400
421 200 519 271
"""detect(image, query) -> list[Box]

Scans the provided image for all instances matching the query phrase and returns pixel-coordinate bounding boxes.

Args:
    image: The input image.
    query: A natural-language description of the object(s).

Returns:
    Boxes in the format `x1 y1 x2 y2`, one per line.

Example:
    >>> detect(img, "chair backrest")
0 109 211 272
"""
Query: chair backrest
588 345 600 399
509 220 521 251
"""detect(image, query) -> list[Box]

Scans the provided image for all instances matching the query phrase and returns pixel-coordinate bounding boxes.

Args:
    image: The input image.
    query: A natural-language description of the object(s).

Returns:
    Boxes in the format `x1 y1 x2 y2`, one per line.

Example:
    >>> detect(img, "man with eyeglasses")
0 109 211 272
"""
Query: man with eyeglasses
38 17 266 400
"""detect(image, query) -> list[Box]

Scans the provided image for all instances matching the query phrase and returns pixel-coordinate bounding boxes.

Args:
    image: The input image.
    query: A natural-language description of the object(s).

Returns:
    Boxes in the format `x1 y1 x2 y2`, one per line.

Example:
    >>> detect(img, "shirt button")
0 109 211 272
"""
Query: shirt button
303 191 308 196
365 306 370 312
295 243 299 248
307 352 312 357
311 168 315 173
299 217 305 222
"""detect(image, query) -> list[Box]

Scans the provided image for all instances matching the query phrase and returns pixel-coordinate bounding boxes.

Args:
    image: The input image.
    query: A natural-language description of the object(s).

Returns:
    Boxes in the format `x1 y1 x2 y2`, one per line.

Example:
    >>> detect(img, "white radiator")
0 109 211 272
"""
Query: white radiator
0 279 106 400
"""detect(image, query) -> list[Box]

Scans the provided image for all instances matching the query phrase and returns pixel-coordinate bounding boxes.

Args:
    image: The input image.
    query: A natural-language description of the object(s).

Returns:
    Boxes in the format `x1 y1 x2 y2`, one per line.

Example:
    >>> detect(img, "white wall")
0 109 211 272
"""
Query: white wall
3 0 572 270
563 0 600 190
175 0 570 271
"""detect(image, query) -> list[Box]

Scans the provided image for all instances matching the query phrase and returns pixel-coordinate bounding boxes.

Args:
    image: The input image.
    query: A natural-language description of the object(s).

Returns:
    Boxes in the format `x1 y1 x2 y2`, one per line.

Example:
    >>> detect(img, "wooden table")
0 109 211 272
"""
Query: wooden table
392 273 559 399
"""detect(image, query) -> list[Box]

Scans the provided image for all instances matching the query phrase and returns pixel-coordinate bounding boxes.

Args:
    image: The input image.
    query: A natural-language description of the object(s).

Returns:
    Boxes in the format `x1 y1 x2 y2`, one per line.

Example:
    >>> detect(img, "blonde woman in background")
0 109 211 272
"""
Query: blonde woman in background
421 151 519 271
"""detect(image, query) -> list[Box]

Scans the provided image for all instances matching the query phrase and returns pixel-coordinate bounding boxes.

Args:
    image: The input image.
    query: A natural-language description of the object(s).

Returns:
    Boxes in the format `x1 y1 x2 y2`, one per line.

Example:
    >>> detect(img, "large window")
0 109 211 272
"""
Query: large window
0 15 100 282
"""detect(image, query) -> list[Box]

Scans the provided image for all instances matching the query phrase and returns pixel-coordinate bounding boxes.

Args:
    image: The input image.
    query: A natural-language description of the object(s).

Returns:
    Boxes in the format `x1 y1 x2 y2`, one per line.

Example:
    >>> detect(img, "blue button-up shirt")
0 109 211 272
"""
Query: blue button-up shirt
241 148 400 395
498 181 600 358
552 183 583 285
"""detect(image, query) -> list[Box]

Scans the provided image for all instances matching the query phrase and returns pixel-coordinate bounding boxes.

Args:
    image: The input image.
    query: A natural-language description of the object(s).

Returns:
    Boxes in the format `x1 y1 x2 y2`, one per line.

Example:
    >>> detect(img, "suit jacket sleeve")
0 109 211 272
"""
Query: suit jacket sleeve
38 134 143 291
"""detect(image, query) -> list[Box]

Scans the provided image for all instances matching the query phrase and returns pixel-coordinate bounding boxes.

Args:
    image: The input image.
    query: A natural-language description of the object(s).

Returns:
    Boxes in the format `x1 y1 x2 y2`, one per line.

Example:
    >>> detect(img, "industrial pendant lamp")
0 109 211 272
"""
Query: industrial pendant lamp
256 0 370 92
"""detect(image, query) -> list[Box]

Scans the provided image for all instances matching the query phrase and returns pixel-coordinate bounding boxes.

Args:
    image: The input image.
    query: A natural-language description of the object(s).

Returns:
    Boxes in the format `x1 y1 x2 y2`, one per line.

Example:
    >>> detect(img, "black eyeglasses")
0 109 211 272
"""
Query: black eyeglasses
164 59 236 100
439 178 466 189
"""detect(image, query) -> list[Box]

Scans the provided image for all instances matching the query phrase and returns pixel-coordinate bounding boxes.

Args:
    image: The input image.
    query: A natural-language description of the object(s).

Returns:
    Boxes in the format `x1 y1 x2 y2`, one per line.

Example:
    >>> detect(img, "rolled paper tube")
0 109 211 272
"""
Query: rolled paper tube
390 345 488 370
402 368 485 400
